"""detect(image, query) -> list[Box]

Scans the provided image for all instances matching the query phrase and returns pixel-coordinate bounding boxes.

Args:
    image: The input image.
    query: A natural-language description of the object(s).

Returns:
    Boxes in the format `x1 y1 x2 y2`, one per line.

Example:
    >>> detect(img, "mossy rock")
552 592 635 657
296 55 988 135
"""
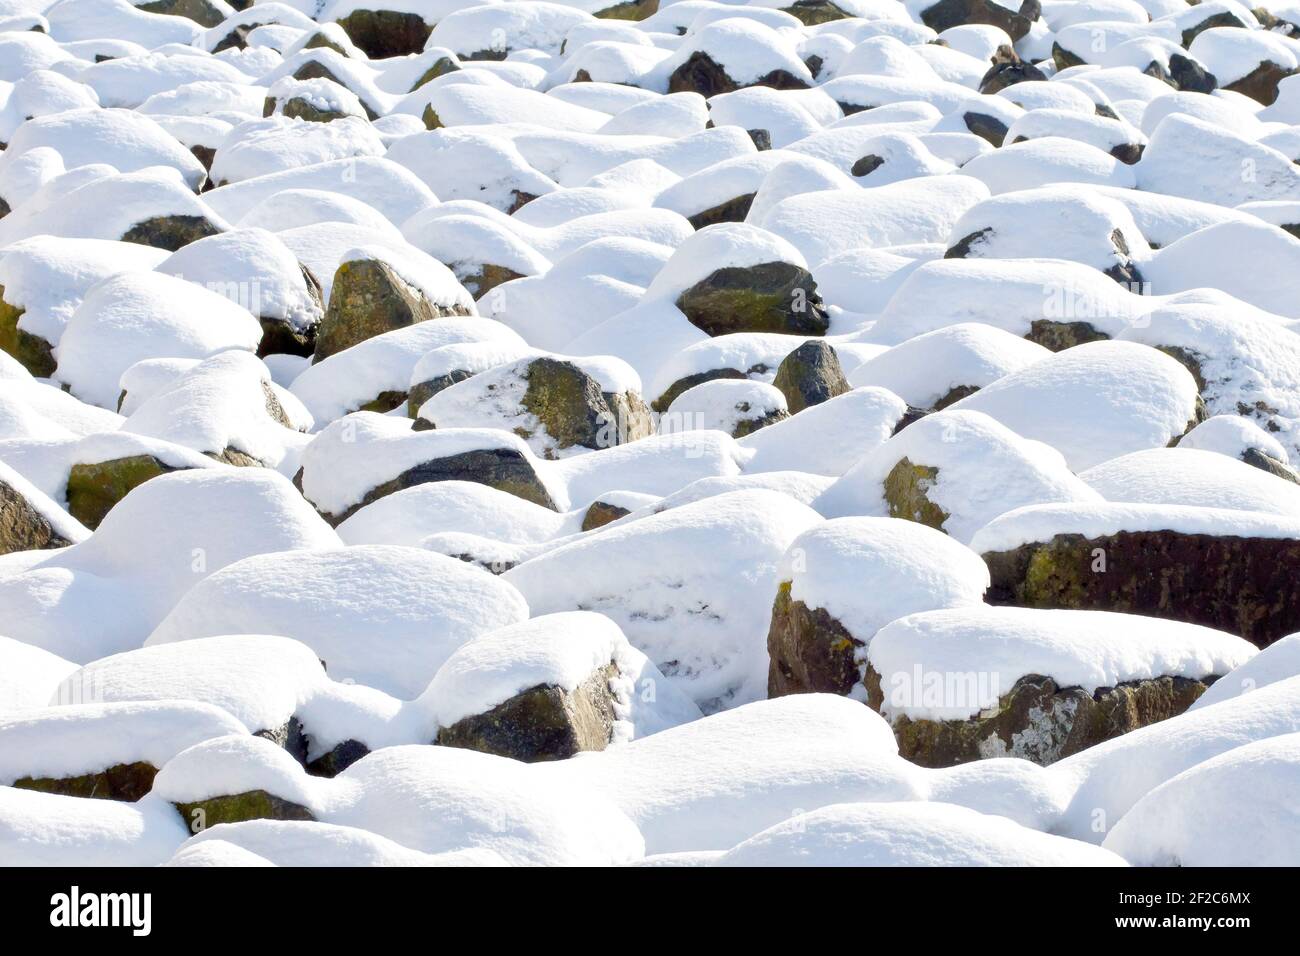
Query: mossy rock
983 529 1300 649
883 458 949 530
458 263 525 298
0 477 76 555
866 666 1211 767
581 499 631 531
436 663 618 762
729 403 788 437
137 0 227 27
409 56 461 92
120 214 222 252
274 95 354 123
175 790 315 831
258 317 316 358
686 192 756 230
517 357 654 458
772 339 849 414
767 580 864 698
66 456 182 530
314 257 471 361
323 447 558 524
292 61 378 119
302 30 352 56
918 0 1040 42
12 761 159 802
675 260 830 337
0 287 56 377
667 51 810 97
335 8 432 58
594 0 659 20
356 389 408 414
1051 41 1087 72
781 0 852 25
977 59 1046 94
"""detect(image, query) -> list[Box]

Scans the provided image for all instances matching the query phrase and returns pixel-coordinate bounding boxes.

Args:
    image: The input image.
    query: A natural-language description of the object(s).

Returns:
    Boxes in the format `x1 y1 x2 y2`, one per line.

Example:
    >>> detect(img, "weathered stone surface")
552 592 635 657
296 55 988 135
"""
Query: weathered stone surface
66 456 182 531
767 581 863 698
211 23 254 53
1224 59 1294 106
772 339 849 414
1026 317 1111 351
292 61 378 119
120 215 222 252
267 93 353 123
2 483 67 547
668 51 810 97
1147 53 1217 93
317 447 558 524
409 55 460 92
0 478 75 555
865 666 1212 767
0 288 56 377
675 261 830 337
978 59 1046 94
919 0 1040 42
652 367 748 413
594 0 659 20
1181 11 1250 47
457 262 525 299
336 9 432 58
729 402 788 437
12 761 158 802
517 358 654 458
305 739 370 778
175 790 315 829
407 369 476 416
137 0 226 27
1241 446 1300 484
314 258 471 361
686 192 756 229
963 110 1009 147
581 499 631 531
0 196 10 219
781 0 852 25
883 458 948 530
436 663 619 762
983 530 1300 648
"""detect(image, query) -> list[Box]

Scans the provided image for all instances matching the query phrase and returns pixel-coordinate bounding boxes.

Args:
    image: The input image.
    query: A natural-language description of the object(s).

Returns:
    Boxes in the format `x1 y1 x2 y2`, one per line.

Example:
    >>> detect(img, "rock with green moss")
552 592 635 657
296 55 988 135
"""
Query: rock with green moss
409 55 461 91
0 477 78 555
772 339 849 414
336 8 432 58
65 456 184 531
436 663 619 762
982 529 1300 649
767 581 864 698
314 256 472 361
175 790 316 830
781 0 853 25
0 288 56 377
686 193 756 229
651 368 748 412
865 666 1211 767
883 458 949 530
518 358 654 457
406 368 475 416
137 0 227 27
12 762 159 802
594 0 658 20
675 261 830 337
120 215 223 252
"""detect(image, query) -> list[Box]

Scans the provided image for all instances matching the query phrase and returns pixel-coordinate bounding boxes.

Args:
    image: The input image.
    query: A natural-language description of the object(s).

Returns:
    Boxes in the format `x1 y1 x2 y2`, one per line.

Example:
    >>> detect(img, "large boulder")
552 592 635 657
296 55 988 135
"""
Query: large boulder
676 261 829 337
1 461 85 555
335 8 433 58
771 339 849 413
975 501 1300 649
917 0 1040 42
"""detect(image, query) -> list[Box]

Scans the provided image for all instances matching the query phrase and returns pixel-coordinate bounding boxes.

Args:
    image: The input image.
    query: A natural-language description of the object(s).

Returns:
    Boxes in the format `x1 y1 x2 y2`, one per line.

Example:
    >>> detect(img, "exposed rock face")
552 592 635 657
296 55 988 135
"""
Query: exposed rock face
1241 446 1300 484
978 59 1046 94
138 0 226 26
675 261 830 337
767 581 863 698
305 739 370 778
453 262 524 299
982 530 1300 648
668 51 810 97
0 292 57 377
407 369 476 416
593 0 659 20
865 667 1213 767
11 762 158 802
0 478 76 555
963 111 1010 147
335 9 432 58
687 193 756 229
65 456 182 531
919 0 1041 41
292 61 379 119
1224 60 1295 106
883 458 948 530
174 791 316 829
314 257 472 361
435 663 619 762
1148 53 1217 93
772 340 849 414
729 402 788 437
582 500 631 531
267 94 352 124
314 447 559 525
1026 318 1111 352
781 0 852 25
120 215 222 252
518 358 654 457
652 368 748 413
409 56 460 92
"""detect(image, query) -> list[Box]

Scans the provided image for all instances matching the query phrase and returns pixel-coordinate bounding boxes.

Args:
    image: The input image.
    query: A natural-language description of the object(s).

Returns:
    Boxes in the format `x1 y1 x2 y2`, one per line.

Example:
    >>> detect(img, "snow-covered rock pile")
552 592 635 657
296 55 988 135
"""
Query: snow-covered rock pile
3 0 1300 868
